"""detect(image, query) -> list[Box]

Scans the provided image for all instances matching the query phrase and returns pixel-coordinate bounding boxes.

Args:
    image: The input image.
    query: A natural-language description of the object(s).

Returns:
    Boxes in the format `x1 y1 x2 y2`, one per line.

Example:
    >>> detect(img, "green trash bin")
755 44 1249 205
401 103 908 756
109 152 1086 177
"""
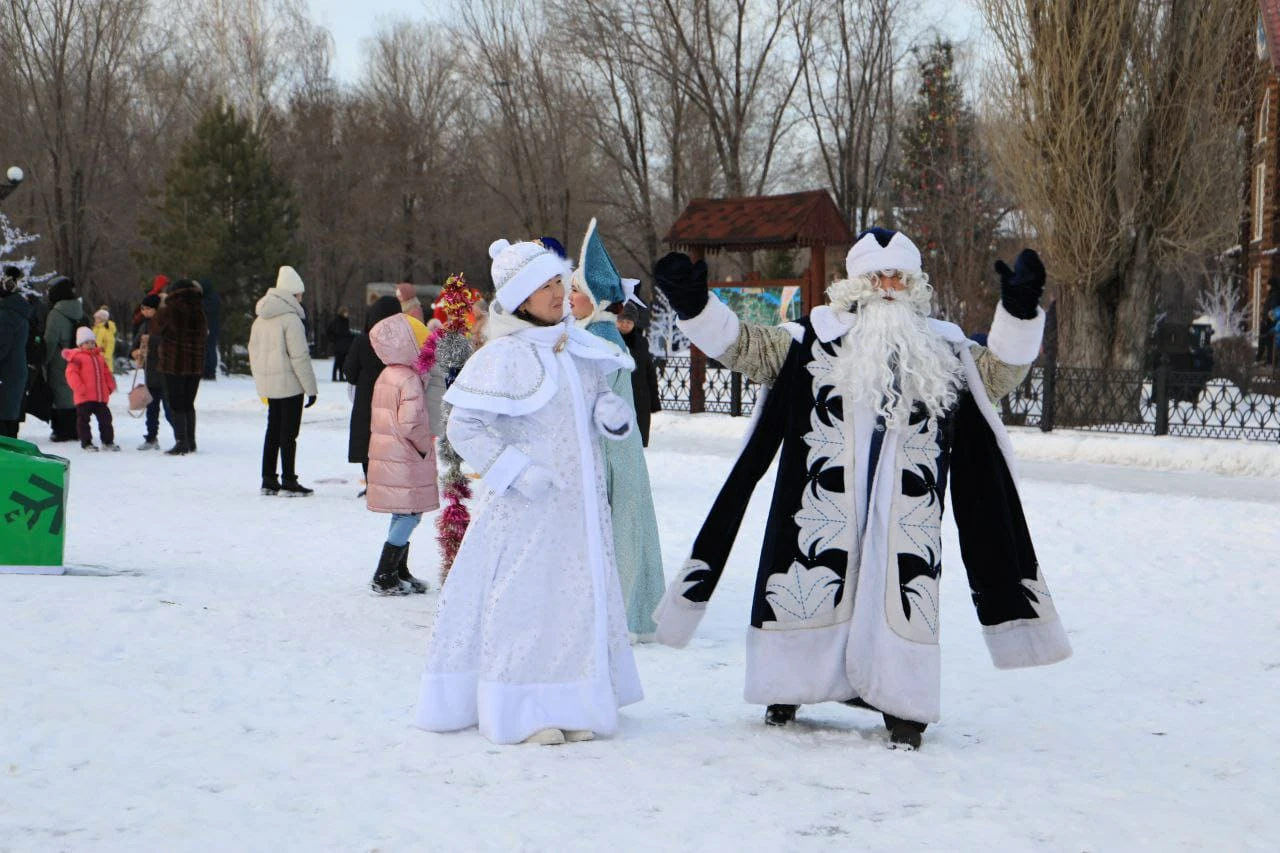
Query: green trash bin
0 436 69 574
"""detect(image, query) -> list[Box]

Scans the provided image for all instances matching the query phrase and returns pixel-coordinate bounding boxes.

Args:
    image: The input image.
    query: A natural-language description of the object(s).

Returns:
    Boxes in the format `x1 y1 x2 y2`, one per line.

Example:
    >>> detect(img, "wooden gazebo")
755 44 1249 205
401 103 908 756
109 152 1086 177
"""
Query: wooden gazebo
663 189 854 312
663 190 853 413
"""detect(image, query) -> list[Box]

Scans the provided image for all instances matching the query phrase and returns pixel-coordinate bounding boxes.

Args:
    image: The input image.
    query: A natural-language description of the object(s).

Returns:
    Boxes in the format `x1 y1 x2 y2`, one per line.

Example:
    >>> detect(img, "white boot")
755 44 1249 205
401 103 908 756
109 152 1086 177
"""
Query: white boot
562 730 594 743
522 728 566 746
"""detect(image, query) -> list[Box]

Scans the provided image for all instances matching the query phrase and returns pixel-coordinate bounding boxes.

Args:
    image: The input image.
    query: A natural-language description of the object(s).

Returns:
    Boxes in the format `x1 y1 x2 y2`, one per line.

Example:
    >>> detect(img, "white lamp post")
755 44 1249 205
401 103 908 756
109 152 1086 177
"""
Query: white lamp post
0 165 24 203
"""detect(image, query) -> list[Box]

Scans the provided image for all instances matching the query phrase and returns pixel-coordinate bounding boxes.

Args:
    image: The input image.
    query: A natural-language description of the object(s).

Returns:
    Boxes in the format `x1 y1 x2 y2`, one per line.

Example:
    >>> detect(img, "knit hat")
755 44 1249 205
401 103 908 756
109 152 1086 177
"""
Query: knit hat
1 264 21 294
76 326 96 346
141 294 161 309
396 283 424 321
276 265 305 296
488 238 571 312
844 227 922 279
48 276 76 305
94 308 109 323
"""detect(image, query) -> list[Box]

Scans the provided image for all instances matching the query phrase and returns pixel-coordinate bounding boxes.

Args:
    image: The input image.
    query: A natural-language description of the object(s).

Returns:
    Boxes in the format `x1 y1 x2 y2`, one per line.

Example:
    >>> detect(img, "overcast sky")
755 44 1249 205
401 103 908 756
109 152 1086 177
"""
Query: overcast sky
307 0 991 84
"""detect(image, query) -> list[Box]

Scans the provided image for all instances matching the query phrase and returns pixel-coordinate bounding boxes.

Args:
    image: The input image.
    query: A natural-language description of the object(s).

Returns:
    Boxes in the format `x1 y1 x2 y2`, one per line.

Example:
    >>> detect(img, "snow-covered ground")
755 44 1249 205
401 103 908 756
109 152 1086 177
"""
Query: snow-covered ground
2 363 1277 852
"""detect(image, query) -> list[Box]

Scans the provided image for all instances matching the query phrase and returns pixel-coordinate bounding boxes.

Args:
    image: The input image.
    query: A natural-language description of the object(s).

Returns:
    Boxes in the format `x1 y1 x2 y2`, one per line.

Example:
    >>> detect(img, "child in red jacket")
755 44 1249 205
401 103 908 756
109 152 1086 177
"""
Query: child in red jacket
64 326 119 451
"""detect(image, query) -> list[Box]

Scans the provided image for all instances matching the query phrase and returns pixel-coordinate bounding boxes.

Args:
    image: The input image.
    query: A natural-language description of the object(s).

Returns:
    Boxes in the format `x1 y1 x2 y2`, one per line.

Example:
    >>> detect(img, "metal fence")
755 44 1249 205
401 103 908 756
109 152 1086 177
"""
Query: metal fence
658 355 1280 442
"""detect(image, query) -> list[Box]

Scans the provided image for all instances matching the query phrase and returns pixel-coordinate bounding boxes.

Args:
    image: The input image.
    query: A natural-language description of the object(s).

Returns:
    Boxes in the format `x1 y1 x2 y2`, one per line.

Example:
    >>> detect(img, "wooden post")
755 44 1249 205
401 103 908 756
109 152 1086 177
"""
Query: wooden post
690 346 706 414
804 243 826 312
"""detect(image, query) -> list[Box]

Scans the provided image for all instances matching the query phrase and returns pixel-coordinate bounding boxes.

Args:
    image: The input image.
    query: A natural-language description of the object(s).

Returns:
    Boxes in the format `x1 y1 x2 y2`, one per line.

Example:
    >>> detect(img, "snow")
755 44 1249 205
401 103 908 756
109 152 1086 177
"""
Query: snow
2 364 1277 851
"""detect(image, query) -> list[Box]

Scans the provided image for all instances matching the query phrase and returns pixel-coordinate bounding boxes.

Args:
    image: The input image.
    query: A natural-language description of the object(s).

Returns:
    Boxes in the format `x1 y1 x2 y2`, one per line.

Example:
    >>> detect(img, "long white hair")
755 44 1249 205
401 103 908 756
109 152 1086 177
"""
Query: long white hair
827 271 962 428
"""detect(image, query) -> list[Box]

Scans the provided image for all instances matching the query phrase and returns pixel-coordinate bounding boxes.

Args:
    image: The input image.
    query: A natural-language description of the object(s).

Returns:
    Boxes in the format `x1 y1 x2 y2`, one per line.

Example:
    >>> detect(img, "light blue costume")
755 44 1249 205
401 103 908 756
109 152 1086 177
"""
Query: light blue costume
573 220 666 639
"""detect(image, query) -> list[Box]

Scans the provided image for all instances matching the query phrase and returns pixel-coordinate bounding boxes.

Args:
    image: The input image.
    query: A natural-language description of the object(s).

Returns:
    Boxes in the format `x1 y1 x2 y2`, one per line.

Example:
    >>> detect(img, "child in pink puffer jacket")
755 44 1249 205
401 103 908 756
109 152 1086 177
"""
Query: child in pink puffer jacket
64 326 118 451
365 313 440 595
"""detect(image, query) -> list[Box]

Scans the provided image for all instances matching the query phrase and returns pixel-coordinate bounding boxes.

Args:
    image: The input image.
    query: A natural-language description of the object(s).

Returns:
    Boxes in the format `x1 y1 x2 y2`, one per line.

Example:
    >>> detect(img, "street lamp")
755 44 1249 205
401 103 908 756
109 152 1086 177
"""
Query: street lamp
0 166 24 203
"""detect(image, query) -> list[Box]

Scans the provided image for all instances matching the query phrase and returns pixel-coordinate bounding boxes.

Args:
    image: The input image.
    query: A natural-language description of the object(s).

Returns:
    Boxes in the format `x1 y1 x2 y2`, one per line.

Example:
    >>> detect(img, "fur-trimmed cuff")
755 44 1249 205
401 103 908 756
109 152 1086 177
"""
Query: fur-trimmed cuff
987 303 1045 366
652 574 707 648
483 446 531 496
983 616 1072 670
676 293 740 359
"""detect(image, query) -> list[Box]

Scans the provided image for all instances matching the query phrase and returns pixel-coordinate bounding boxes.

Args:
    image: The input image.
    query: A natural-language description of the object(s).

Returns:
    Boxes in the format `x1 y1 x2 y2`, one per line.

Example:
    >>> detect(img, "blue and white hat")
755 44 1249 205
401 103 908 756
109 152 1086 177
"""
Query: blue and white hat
576 218 644 309
845 227 922 279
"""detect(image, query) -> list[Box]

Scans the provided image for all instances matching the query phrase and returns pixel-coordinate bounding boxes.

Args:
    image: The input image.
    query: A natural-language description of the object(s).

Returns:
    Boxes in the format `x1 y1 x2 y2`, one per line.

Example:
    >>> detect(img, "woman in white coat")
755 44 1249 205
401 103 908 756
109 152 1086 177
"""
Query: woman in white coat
414 238 643 746
248 265 319 495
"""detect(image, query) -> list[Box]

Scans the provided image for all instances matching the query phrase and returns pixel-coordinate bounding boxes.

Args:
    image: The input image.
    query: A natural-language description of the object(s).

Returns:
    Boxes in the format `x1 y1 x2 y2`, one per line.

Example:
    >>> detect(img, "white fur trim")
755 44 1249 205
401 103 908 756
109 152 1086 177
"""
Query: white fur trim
987 303 1045 366
495 252 570 313
983 616 1073 669
809 305 854 343
651 569 708 648
675 293 740 358
780 321 805 343
743 623 856 705
483 446 531 496
845 231 922 278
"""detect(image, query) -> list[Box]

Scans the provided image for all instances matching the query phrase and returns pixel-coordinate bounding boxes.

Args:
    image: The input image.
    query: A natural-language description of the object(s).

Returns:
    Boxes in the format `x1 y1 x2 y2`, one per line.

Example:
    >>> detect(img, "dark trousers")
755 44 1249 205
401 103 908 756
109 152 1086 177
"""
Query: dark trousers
332 350 348 382
51 407 78 441
0 419 18 439
164 374 201 450
76 401 114 446
144 380 174 441
262 394 304 482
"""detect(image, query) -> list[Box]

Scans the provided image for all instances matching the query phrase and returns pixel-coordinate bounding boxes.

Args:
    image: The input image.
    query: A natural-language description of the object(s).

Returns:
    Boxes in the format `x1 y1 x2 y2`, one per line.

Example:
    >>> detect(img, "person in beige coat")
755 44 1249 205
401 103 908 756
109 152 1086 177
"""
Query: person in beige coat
366 312 439 595
249 266 319 495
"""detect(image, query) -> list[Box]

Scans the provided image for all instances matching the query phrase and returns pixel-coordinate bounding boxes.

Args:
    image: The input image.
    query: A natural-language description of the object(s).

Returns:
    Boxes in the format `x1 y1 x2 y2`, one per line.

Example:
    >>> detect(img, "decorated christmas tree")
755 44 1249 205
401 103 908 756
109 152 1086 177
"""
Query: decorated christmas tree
428 273 482 579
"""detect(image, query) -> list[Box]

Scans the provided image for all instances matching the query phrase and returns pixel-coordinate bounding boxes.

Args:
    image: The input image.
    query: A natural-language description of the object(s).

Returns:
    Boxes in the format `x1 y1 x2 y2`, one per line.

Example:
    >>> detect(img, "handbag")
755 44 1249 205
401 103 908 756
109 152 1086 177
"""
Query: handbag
127 369 152 417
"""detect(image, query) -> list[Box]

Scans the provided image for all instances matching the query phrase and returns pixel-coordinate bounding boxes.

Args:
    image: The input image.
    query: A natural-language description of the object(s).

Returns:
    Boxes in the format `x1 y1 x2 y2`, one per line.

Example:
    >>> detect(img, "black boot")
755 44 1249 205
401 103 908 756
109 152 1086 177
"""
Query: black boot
165 413 190 455
261 477 281 496
371 542 410 595
765 704 799 727
280 478 313 497
397 541 428 594
884 714 926 751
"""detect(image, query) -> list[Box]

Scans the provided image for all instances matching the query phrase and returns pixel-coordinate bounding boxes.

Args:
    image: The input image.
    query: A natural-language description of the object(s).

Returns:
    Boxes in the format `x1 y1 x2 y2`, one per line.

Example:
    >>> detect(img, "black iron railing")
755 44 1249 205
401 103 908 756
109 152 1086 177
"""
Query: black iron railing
658 355 1280 441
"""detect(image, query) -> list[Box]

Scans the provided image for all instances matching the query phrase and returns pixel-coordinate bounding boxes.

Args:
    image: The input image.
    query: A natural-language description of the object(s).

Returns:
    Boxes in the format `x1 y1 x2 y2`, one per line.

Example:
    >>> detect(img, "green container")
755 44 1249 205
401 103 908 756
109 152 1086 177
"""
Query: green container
0 436 69 574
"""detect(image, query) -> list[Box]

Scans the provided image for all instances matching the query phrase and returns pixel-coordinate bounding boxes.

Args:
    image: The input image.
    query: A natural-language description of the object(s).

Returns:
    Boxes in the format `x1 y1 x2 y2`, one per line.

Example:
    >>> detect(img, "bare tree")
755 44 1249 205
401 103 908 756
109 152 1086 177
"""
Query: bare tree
981 0 1259 369
799 0 903 231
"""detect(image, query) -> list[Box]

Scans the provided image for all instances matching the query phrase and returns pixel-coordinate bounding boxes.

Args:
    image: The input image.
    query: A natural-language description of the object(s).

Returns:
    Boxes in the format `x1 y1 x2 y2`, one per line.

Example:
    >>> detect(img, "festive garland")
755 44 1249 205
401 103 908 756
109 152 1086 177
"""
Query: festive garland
431 273 481 580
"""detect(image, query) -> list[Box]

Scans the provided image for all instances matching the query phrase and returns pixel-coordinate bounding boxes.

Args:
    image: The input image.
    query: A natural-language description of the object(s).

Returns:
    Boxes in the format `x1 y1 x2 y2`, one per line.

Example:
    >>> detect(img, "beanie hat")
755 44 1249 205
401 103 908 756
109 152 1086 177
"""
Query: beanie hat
844 227 922 279
76 326 96 346
276 265 305 296
48 276 76 305
94 308 109 323
141 294 161 309
489 238 570 312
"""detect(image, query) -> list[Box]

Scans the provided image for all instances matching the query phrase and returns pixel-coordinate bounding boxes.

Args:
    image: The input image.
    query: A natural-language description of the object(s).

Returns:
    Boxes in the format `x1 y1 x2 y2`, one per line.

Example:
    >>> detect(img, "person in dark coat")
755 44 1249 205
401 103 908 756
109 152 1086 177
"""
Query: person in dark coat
0 266 33 438
327 306 353 382
346 296 401 494
43 276 86 442
201 280 221 380
131 293 173 450
153 279 208 455
617 303 661 447
23 291 51 426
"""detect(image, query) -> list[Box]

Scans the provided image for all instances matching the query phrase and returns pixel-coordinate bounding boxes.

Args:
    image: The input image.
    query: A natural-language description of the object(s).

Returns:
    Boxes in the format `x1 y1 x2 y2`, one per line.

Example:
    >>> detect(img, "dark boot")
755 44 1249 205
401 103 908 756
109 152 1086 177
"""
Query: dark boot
261 477 281 496
884 714 926 751
371 542 410 595
165 413 190 455
397 541 428 593
187 410 197 452
280 478 313 497
765 704 799 727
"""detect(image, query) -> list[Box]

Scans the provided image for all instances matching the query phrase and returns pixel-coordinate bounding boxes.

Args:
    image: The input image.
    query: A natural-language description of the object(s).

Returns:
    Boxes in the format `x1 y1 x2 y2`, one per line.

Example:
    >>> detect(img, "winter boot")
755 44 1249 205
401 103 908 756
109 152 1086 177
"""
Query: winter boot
103 443 121 452
371 542 411 595
186 410 197 453
562 730 594 743
521 728 566 746
81 442 99 452
261 477 281 496
137 438 160 451
765 704 799 727
884 714 926 751
279 478 314 497
397 542 428 594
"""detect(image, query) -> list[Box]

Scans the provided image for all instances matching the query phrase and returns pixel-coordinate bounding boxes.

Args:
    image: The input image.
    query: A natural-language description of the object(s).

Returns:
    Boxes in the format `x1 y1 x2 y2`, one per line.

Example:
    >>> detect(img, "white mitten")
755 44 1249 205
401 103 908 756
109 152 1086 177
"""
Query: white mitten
592 391 634 441
512 465 555 500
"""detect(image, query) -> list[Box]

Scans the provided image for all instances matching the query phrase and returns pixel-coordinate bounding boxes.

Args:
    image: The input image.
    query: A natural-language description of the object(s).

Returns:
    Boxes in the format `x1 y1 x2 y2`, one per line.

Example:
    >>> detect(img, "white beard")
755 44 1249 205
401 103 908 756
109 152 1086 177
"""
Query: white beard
833 294 963 429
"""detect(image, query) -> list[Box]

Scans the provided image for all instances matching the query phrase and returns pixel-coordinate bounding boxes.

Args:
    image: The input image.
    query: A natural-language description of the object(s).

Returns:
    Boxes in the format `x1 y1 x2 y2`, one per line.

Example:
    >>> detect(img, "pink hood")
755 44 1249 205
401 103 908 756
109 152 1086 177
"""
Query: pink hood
369 314 421 368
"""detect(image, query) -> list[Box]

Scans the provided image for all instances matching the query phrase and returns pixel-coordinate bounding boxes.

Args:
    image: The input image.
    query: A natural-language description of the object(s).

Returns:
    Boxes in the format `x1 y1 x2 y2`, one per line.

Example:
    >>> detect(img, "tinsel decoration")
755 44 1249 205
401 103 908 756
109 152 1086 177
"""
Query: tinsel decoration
432 273 482 581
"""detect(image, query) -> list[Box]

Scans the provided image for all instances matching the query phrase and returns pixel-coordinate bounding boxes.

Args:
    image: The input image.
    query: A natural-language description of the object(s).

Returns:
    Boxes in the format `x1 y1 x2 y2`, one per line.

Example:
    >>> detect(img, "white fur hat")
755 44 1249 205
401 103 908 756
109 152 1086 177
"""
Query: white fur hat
276 265 305 296
845 228 923 279
489 239 570 312
76 326 96 346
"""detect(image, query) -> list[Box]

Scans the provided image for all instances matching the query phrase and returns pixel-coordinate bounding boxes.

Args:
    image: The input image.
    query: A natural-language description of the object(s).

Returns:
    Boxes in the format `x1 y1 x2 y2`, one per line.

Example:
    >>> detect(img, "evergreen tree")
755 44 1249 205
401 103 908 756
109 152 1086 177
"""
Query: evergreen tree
893 40 1002 329
140 100 298 359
